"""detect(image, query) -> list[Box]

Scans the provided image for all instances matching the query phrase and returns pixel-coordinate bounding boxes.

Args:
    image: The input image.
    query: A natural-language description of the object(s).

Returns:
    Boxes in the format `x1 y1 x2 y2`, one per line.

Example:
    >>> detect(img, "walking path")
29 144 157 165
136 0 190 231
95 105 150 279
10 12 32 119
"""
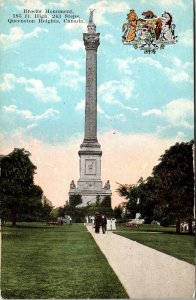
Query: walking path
86 224 195 299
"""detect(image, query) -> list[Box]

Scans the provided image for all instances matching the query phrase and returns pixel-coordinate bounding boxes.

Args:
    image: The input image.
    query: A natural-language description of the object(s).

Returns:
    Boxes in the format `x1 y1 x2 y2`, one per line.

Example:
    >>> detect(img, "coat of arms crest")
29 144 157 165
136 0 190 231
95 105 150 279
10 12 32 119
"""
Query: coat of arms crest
122 10 178 54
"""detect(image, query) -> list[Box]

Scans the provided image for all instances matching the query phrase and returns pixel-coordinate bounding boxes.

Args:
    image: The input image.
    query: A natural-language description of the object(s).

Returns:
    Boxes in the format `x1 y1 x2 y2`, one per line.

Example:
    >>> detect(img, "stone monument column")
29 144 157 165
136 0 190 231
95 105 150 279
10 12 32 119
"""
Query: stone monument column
69 10 112 206
82 9 100 146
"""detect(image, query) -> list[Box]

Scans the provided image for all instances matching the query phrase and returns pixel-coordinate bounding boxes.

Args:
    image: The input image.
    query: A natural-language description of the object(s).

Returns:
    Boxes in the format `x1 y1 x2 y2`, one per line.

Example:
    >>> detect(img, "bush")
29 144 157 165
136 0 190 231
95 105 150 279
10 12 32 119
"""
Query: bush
160 217 170 227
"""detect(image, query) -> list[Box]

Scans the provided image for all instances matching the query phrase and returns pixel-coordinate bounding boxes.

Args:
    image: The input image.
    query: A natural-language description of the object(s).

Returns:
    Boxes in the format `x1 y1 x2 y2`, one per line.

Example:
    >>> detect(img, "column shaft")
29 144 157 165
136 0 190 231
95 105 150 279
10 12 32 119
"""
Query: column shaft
85 49 97 141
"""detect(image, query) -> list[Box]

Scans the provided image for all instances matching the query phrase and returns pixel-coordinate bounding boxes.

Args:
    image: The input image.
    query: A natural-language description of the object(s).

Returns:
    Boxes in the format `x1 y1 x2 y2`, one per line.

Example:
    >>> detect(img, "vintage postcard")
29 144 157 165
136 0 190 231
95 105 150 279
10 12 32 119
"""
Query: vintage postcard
0 0 195 299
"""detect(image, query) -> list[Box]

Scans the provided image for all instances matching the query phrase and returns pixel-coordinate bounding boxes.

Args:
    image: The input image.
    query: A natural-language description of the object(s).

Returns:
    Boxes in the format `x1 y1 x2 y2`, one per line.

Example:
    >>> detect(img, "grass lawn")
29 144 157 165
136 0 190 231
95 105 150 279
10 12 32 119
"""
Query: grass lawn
1 222 128 299
115 224 195 265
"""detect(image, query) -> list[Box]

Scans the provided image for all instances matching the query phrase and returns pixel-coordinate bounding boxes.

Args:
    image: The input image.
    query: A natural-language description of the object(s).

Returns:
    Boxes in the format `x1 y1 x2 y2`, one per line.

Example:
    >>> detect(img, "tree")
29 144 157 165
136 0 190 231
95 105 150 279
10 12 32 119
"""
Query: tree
57 206 66 217
113 205 123 220
136 177 157 224
152 141 194 233
0 148 43 226
51 207 60 220
100 195 112 208
38 196 53 221
96 195 101 206
62 204 87 223
69 194 82 207
116 183 138 219
115 141 194 232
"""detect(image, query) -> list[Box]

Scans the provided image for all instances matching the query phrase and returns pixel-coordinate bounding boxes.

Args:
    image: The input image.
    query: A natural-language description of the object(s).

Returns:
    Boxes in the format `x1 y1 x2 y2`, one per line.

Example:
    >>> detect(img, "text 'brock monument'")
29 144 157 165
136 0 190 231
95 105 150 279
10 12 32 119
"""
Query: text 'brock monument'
68 10 112 206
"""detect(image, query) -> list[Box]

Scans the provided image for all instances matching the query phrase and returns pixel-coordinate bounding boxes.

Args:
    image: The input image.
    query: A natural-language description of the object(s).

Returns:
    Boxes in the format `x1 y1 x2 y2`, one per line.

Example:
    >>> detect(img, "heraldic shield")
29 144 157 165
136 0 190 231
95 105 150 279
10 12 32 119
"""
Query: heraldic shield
122 10 178 54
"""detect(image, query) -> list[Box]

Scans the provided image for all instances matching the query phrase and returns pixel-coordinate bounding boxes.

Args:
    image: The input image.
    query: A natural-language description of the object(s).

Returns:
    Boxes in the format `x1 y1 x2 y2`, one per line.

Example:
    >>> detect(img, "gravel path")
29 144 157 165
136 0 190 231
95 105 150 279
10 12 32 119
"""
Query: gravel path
86 224 195 298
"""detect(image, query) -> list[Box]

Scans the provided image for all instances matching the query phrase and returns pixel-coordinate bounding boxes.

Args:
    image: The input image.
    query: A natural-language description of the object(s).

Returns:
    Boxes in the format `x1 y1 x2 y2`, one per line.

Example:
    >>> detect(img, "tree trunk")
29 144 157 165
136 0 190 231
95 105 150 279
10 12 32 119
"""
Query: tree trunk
12 213 17 227
176 219 181 234
188 218 192 234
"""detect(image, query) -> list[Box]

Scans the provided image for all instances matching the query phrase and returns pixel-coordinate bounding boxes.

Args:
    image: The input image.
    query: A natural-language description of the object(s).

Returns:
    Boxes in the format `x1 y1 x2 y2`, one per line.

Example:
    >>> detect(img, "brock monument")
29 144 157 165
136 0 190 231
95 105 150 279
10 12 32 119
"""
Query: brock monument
68 10 112 206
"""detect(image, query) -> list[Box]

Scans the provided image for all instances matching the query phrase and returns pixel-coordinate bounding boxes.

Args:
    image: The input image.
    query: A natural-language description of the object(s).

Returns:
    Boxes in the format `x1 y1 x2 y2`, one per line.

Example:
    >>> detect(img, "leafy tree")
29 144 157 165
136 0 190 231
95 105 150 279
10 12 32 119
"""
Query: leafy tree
69 194 82 207
115 141 194 232
86 195 113 216
113 205 123 220
152 141 194 233
116 183 138 219
116 177 158 223
39 196 53 221
57 206 66 217
62 204 87 223
136 177 157 224
100 195 112 208
116 183 131 200
51 207 61 220
97 206 113 216
0 148 43 226
96 195 101 206
59 195 114 223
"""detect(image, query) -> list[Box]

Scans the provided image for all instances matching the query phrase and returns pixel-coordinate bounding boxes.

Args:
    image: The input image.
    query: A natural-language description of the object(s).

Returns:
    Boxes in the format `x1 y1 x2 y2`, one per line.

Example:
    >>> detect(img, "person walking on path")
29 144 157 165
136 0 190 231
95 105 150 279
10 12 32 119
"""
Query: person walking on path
95 212 102 233
101 215 107 234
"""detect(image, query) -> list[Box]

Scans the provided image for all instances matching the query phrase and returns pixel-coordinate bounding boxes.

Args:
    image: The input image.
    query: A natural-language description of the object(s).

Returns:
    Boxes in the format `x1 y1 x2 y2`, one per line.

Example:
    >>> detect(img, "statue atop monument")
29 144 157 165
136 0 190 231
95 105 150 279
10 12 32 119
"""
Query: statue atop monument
104 180 111 190
89 8 95 24
70 180 76 189
87 9 96 34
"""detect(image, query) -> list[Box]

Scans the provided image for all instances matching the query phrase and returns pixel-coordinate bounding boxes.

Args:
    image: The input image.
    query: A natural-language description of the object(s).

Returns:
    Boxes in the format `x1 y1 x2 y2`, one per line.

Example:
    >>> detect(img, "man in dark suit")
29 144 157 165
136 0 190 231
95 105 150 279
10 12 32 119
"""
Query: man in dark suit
95 212 102 233
101 215 107 234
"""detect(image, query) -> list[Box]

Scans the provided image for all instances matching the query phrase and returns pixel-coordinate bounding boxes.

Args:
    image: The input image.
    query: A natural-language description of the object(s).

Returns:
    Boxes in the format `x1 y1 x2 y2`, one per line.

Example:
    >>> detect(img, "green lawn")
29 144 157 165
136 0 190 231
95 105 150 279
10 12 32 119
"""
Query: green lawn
1 223 128 299
115 223 195 265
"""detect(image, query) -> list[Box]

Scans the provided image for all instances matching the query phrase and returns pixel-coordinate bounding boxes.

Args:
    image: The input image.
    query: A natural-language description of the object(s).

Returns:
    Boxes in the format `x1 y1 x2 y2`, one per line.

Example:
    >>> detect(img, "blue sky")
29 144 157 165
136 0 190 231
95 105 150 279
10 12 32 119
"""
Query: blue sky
0 0 194 207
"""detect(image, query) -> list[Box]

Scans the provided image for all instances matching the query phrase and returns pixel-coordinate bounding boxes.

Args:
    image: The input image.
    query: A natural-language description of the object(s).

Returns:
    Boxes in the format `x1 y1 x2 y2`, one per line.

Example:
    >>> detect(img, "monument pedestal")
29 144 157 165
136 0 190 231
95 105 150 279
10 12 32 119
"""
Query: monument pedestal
69 140 111 206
